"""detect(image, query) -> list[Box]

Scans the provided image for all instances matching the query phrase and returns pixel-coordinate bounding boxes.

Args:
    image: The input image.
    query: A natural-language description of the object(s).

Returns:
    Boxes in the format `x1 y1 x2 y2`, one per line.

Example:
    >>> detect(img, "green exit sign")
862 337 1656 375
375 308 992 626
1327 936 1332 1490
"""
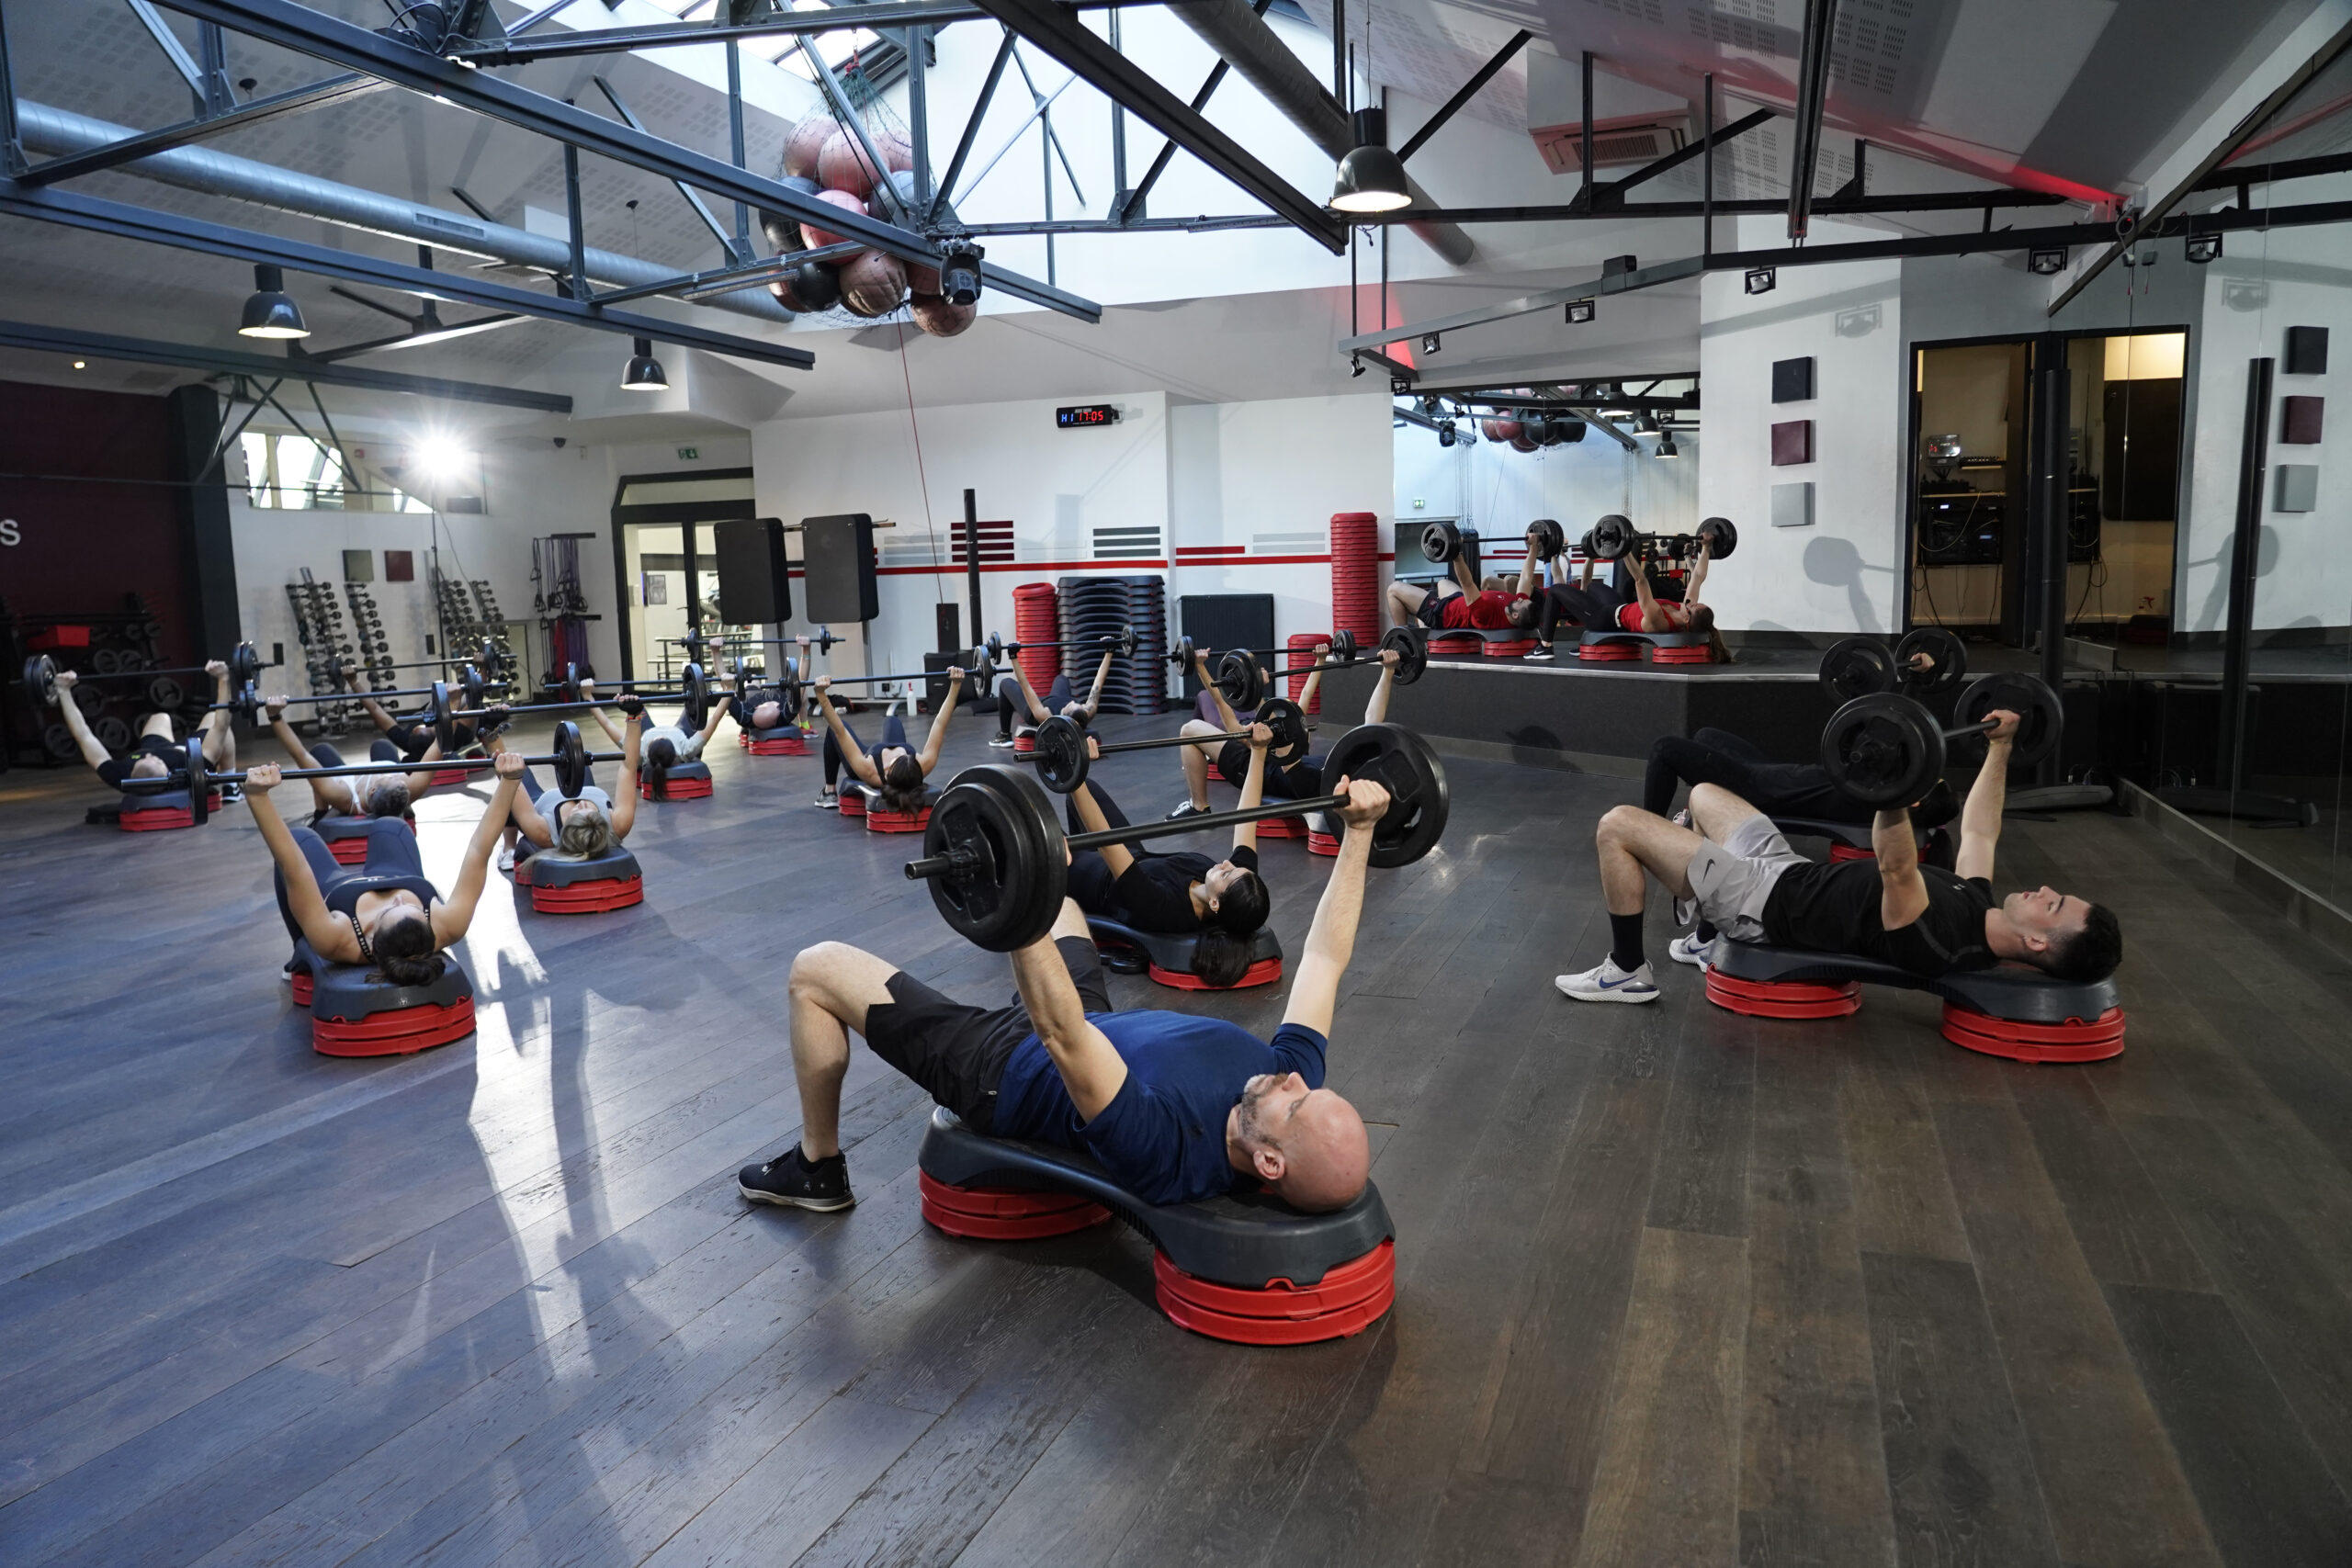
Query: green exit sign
676 446 698 460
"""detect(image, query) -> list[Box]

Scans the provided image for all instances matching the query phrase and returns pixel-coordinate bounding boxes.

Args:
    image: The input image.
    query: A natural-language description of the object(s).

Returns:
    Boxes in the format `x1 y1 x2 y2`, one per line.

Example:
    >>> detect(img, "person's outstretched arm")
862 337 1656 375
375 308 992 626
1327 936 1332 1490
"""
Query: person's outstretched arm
1630 558 1674 633
1685 537 1713 604
576 680 626 747
1283 778 1389 1036
1517 541 1541 598
492 730 554 846
1362 650 1398 726
1069 781 1138 880
266 695 350 813
245 766 355 957
1952 709 2018 885
693 692 731 746
433 752 524 943
49 672 116 775
916 667 966 773
1081 649 1114 717
1013 661 1053 724
610 697 644 839
813 681 881 785
1451 553 1481 597
1875 806 1929 933
1196 651 1241 733
1008 899 1127 1119
1295 644 1329 714
1232 725 1269 856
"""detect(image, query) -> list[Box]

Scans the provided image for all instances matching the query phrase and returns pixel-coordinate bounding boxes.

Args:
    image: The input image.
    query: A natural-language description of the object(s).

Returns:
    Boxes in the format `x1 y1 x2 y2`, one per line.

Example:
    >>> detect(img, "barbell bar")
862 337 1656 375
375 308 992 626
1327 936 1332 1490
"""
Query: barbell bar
22 643 267 709
117 720 616 826
904 722 1451 952
980 626 1137 664
1818 672 2064 808
1420 518 1567 566
1020 698 1313 795
230 665 503 723
435 664 713 750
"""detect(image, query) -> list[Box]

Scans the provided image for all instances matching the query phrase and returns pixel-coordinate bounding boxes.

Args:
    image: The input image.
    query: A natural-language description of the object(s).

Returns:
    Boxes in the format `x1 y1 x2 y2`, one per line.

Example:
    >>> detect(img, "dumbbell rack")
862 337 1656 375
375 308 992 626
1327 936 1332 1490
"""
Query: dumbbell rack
5 592 187 766
285 573 361 733
432 569 514 679
342 581 396 692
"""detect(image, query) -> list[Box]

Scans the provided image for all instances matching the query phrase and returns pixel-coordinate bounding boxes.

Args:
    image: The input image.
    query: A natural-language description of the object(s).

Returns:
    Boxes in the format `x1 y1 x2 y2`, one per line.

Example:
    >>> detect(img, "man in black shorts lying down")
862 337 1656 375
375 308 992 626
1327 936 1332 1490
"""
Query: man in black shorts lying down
1558 707 2120 1002
738 775 1394 1214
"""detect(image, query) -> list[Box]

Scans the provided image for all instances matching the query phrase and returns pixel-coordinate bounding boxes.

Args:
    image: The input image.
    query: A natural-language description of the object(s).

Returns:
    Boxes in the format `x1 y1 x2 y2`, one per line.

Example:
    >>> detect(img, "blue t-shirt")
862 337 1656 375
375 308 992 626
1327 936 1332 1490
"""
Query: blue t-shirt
992 1011 1329 1207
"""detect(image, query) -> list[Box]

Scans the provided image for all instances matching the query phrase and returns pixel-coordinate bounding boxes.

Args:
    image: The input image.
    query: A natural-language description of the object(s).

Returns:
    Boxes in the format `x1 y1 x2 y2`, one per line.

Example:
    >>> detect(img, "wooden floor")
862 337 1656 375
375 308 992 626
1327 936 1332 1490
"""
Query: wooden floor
3 710 2350 1568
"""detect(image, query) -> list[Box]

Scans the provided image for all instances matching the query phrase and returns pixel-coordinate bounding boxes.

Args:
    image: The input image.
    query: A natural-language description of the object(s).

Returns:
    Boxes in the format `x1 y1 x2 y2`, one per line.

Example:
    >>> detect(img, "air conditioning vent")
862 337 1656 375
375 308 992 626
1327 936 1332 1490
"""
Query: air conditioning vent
1531 112 1691 175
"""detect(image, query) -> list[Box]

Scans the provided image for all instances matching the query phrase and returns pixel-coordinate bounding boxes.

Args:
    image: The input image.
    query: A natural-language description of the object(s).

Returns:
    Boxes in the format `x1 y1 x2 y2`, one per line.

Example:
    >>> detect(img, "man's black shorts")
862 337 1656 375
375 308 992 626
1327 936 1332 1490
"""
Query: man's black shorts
862 935 1111 1134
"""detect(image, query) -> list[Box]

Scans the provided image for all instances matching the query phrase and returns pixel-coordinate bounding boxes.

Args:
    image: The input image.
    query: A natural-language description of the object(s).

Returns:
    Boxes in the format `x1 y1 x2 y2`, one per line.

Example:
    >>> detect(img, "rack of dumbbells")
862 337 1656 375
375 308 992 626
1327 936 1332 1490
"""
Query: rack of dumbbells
7 593 196 765
432 569 516 684
343 581 396 693
286 572 360 733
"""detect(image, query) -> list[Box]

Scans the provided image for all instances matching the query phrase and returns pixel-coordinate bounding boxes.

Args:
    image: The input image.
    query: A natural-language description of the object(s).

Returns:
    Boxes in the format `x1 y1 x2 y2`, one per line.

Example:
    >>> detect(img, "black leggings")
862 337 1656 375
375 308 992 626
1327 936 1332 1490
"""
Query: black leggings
995 674 1075 739
1539 582 1630 644
273 821 435 943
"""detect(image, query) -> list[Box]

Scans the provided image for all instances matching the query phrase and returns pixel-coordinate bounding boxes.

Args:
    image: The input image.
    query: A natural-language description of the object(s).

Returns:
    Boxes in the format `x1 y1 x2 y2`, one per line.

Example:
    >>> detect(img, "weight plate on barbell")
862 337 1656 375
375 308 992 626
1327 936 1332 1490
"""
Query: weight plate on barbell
1697 517 1738 560
1820 693 1946 809
1319 723 1450 869
1420 520 1464 566
1528 518 1566 562
1894 626 1967 694
1328 627 1359 665
550 720 591 799
1377 626 1426 687
1215 649 1265 713
922 765 1069 953
1953 673 2064 770
1589 514 1636 561
1032 715 1091 794
1255 697 1312 769
1819 637 1898 702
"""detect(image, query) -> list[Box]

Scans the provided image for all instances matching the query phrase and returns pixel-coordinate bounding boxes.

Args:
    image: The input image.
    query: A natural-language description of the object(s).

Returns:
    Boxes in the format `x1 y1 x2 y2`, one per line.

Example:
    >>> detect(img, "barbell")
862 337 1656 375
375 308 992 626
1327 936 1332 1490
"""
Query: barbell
23 643 266 711
435 664 712 750
232 665 502 726
981 626 1137 664
1165 626 1418 710
904 722 1451 952
1421 518 1567 566
1583 515 1738 564
117 720 615 826
1818 628 1969 703
1819 672 2064 807
1022 696 1313 795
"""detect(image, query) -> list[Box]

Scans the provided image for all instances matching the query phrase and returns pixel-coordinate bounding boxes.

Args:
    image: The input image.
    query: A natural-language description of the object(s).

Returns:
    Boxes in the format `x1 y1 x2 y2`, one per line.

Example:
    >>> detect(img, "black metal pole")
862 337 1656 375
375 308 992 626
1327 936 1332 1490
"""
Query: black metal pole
2219 355 2274 796
963 488 983 656
2033 334 2069 783
1701 73 1713 261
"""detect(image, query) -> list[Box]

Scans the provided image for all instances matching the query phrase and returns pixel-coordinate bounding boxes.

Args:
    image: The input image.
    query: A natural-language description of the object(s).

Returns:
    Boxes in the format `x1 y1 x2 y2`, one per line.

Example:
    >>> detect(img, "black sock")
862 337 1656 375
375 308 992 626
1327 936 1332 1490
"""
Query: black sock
1609 911 1646 972
1694 919 1718 943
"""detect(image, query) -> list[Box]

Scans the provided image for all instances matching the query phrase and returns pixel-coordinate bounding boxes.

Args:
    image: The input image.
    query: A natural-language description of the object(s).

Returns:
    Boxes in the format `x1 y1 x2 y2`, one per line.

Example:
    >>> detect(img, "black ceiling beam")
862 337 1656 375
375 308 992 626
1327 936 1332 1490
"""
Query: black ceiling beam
15 72 390 186
1381 186 2074 223
450 0 1157 62
1395 29 1530 164
1599 107 1773 201
153 0 1099 323
1784 0 1838 239
964 0 1348 252
2191 148 2352 190
0 317 571 411
0 180 818 369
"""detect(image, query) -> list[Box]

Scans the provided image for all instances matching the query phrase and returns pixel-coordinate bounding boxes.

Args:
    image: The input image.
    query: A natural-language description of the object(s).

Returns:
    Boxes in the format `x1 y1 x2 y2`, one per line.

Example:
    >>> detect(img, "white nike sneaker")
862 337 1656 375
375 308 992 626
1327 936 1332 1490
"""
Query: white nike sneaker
1555 958 1662 1003
1668 931 1711 968
495 845 516 874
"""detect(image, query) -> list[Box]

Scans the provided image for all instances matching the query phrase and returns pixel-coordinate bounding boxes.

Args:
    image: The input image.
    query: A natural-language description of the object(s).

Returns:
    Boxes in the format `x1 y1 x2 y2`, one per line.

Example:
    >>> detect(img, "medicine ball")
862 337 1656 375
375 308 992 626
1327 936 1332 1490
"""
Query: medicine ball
910 292 977 337
1482 418 1521 444
757 177 822 254
817 130 881 199
800 189 865 250
789 258 842 310
783 116 831 181
839 251 909 318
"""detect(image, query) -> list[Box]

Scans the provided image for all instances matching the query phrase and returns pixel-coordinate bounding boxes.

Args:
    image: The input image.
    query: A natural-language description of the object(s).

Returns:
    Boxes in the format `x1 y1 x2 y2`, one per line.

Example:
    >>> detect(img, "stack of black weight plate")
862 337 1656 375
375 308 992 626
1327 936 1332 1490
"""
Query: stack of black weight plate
1058 573 1167 716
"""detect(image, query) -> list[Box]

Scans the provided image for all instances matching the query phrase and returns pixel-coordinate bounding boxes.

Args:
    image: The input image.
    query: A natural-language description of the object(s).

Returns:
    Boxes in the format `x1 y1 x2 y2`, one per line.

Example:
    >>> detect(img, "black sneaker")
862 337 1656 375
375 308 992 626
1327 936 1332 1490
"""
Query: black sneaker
1165 801 1211 822
739 1146 854 1212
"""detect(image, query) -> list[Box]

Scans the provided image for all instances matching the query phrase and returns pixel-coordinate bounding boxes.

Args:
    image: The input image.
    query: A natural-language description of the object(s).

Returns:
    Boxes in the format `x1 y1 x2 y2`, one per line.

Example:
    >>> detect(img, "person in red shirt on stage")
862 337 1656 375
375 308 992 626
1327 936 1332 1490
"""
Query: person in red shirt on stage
1532 533 1724 660
1385 530 1541 635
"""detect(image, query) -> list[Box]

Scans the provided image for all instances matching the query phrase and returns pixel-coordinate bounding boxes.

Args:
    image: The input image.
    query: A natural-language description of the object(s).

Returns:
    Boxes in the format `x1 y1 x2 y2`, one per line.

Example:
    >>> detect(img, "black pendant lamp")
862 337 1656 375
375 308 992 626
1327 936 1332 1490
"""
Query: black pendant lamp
1332 107 1411 213
237 265 309 339
621 337 669 391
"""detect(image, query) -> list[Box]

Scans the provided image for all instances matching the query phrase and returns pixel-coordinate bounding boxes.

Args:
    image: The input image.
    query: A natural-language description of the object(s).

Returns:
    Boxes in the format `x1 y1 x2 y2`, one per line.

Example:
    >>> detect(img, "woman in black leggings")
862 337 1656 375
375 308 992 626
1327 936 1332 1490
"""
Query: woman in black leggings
811 670 964 812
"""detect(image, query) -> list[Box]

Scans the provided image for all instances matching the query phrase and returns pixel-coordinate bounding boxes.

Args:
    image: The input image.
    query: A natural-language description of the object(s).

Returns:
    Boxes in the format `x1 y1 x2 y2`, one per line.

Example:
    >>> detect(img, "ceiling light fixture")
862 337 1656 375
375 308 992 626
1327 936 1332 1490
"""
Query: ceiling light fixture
1565 298 1596 325
1744 266 1776 296
1331 108 1412 213
1421 332 1442 355
2187 233 2222 265
70 359 85 369
1655 432 1679 458
2028 246 2068 276
237 264 309 339
621 336 668 391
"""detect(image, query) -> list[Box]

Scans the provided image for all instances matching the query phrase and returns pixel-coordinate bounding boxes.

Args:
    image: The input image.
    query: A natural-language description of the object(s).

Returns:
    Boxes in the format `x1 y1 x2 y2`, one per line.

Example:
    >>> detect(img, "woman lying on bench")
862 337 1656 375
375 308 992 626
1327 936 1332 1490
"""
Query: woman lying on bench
490 692 643 871
811 668 965 814
737 774 1394 1216
262 695 449 823
1534 536 1723 660
1065 732 1275 989
1560 706 2120 1002
51 661 239 797
1170 639 1402 818
992 645 1114 748
581 677 735 800
248 751 521 985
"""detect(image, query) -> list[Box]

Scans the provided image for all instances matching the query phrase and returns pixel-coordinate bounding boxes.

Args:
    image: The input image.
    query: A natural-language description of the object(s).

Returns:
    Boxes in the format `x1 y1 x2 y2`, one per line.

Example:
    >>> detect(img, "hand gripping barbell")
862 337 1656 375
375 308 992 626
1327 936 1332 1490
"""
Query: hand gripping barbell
1021 696 1314 795
981 626 1137 664
1819 672 2064 808
1583 514 1738 564
1421 519 1568 566
117 720 617 827
435 664 712 750
904 722 1452 952
22 643 267 710
1817 628 1968 703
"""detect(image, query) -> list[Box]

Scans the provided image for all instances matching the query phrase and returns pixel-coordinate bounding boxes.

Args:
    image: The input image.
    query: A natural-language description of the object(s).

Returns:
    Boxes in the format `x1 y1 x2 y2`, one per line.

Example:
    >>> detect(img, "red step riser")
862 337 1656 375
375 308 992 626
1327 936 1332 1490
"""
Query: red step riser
1148 957 1283 991
528 878 645 914
311 998 477 1057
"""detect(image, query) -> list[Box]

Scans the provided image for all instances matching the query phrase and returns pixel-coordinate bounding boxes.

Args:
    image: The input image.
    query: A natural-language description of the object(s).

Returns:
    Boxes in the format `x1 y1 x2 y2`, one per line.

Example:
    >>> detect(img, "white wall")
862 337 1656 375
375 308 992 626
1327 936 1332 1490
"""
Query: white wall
1394 418 1700 550
2181 215 2352 635
1699 219 1905 636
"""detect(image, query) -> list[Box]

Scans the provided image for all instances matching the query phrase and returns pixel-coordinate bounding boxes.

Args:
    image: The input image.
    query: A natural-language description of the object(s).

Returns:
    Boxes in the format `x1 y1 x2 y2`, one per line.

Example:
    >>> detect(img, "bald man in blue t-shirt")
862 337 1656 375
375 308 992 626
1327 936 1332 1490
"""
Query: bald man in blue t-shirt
740 775 1396 1214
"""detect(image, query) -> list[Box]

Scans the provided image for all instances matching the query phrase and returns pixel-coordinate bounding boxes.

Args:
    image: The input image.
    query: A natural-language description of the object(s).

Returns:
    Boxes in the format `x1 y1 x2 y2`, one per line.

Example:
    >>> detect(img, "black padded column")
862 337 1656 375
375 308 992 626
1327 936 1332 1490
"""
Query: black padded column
166 384 241 659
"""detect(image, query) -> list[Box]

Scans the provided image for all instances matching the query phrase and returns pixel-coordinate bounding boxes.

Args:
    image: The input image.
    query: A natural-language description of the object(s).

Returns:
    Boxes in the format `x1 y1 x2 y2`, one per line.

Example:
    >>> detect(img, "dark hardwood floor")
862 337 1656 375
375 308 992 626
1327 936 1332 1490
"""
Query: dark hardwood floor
2 705 2349 1567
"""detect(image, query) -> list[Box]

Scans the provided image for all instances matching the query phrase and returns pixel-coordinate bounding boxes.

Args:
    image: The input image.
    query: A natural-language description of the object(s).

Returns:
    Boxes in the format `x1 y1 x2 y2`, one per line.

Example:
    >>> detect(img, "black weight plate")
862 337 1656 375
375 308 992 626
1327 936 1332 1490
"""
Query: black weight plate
1328 627 1358 664
922 765 1069 953
1894 626 1966 694
148 675 185 711
230 643 262 687
1377 626 1426 686
1819 637 1897 701
1954 673 2063 768
1528 518 1566 561
1820 693 1944 808
23 654 58 706
185 738 210 824
95 716 132 751
1318 723 1449 868
73 682 104 715
431 682 457 752
92 647 122 675
1420 520 1462 565
680 662 708 727
551 721 588 798
1256 698 1311 768
1032 715 1091 794
42 722 75 759
1215 650 1264 711
1697 516 1737 559
1589 514 1636 560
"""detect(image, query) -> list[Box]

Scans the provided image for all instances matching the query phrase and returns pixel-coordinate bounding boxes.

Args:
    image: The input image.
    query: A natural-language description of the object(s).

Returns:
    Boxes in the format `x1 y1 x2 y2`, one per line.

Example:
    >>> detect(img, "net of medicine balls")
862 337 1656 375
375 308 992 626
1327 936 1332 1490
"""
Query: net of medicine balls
762 90 976 338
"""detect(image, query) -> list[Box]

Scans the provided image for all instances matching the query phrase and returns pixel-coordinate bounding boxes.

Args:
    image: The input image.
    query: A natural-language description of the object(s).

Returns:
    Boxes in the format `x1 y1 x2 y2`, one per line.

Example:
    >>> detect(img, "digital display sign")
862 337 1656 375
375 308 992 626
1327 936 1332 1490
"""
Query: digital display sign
1057 403 1121 428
